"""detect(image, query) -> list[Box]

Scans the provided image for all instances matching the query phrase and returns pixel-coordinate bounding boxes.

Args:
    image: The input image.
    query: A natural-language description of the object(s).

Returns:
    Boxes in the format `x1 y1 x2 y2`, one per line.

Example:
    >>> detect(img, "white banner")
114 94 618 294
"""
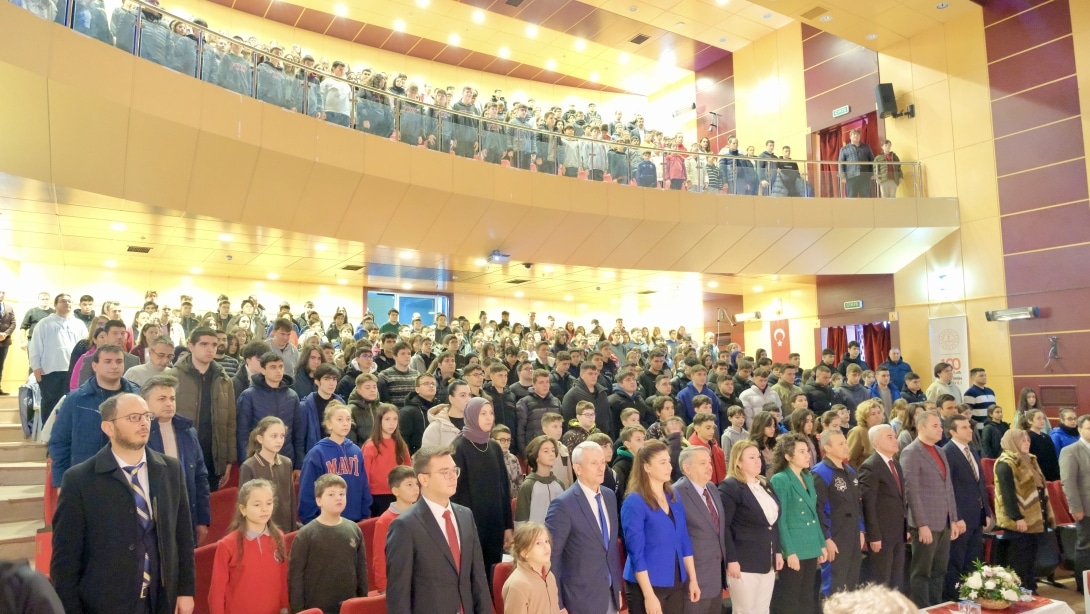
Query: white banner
928 315 970 391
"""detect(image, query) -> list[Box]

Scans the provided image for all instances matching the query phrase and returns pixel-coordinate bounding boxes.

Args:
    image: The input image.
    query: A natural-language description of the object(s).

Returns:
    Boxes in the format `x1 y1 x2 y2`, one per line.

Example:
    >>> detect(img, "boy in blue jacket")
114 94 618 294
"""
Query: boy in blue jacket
636 151 658 187
298 400 373 523
236 352 305 468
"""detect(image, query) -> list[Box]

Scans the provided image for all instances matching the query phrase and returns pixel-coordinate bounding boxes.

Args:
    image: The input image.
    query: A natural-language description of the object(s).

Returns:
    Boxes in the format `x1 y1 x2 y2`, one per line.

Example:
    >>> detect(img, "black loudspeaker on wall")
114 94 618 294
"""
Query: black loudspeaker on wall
875 83 915 119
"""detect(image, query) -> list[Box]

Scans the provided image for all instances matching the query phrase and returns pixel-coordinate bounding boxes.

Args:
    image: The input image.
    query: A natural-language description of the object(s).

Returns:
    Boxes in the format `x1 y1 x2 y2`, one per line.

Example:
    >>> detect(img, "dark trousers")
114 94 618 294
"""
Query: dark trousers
1075 517 1090 590
625 580 686 614
944 523 984 600
909 526 951 607
845 174 873 198
516 151 533 170
204 454 220 493
1002 529 1039 592
867 536 906 592
0 344 8 389
823 534 862 594
589 169 604 181
39 371 68 424
773 557 819 614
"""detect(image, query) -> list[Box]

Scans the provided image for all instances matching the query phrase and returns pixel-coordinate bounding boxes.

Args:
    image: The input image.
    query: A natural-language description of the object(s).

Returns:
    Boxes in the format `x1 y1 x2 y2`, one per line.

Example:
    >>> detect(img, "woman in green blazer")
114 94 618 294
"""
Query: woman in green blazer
768 432 827 614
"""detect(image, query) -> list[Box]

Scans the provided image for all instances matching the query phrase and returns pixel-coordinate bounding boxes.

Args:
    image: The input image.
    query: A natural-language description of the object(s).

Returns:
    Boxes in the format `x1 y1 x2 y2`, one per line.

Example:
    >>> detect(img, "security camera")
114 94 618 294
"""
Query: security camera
523 262 533 269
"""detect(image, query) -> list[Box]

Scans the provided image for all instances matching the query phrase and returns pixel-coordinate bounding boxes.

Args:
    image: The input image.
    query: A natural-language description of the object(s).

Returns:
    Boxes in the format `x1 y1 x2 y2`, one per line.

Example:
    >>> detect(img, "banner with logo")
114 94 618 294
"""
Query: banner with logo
770 319 791 363
928 315 970 390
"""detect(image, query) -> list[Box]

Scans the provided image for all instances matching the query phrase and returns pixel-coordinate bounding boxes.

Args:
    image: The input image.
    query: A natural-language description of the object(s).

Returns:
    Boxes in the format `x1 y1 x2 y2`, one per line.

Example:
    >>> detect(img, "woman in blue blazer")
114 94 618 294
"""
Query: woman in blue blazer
718 439 783 614
768 432 827 614
621 439 700 614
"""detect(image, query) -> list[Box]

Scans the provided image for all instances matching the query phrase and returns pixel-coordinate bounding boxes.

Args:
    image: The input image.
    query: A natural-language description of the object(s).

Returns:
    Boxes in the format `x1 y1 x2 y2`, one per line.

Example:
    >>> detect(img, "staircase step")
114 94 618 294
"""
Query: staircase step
0 461 47 486
0 484 45 522
0 424 26 443
0 408 20 425
0 396 20 410
0 442 46 462
0 519 44 563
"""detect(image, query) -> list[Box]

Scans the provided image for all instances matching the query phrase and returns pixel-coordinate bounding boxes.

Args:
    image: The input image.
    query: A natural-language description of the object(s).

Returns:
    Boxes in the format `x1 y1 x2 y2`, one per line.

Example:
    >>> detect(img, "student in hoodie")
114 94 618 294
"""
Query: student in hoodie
835 364 872 425
613 425 646 503
234 340 271 404
422 379 471 447
677 365 720 429
399 374 440 454
549 351 576 400
636 150 657 187
836 341 868 377
515 435 566 528
1051 408 1080 458
236 352 305 472
298 401 373 523
739 367 781 428
345 373 381 446
335 345 374 399
144 374 211 544
804 365 837 415
609 370 653 430
901 371 927 404
300 363 343 454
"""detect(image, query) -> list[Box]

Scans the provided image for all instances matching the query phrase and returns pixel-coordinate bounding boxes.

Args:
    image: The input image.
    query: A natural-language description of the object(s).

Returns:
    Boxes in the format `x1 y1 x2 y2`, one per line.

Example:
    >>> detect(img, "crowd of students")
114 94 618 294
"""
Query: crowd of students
29 287 1086 614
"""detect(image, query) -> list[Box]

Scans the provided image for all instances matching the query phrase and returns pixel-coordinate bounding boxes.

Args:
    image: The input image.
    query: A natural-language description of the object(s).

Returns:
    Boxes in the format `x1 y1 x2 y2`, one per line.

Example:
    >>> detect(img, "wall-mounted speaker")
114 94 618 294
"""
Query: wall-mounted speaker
875 83 897 118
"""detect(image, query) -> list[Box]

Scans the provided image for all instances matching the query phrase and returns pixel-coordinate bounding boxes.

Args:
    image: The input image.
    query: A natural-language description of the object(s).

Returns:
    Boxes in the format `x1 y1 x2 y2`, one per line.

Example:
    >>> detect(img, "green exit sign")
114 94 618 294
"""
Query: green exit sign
844 300 864 310
832 105 851 118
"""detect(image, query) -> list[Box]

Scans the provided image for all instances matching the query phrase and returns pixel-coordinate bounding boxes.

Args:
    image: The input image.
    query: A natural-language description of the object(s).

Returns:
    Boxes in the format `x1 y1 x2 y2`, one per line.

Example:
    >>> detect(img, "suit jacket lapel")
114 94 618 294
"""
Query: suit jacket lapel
573 485 608 550
416 500 458 571
678 478 716 532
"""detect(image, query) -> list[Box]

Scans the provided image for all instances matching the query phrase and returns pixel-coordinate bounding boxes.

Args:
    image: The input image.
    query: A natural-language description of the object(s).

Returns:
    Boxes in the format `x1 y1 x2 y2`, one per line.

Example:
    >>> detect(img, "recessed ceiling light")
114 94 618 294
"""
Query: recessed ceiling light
603 271 616 279
866 33 878 40
333 2 347 16
545 58 557 70
628 4 637 11
474 258 488 266
564 295 573 301
618 52 630 64
448 33 461 45
189 266 201 274
218 233 233 242
267 272 279 280
514 291 524 298
936 2 949 8
525 24 538 38
707 281 718 288
498 46 510 59
675 21 685 28
753 285 763 292
472 9 485 23
315 243 328 251
762 12 772 19
415 0 429 7
401 283 412 290
104 260 117 268
588 71 600 82
574 38 586 51
393 19 406 32
337 278 348 285
716 0 728 5
819 14 833 21
542 265 554 273
109 222 127 232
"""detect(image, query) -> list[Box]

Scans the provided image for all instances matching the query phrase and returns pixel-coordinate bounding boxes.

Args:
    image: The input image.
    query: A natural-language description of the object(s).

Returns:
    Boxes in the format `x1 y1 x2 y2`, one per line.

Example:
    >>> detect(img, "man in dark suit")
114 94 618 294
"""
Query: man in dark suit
386 445 492 614
545 441 623 614
0 290 14 395
942 414 992 600
901 410 962 607
858 423 907 591
673 446 726 614
51 393 195 614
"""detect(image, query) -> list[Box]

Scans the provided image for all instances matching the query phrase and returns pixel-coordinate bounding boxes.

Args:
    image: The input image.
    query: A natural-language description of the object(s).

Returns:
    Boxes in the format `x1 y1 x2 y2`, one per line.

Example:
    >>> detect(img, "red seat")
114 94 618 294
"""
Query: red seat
340 594 387 614
1047 481 1074 524
203 487 238 546
45 458 57 523
224 463 240 489
357 517 379 588
981 458 995 488
194 543 217 614
298 609 324 614
492 561 514 612
283 529 298 554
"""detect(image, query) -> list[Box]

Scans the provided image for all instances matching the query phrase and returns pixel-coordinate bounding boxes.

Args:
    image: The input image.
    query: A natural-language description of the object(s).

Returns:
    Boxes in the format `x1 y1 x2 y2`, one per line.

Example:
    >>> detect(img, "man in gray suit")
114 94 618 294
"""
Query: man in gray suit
1059 414 1090 592
674 446 726 614
901 410 962 607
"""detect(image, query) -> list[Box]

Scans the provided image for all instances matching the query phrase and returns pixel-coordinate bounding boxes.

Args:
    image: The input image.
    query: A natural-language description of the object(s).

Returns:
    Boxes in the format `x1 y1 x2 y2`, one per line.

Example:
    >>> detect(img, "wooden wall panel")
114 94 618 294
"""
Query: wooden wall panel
1000 202 1090 254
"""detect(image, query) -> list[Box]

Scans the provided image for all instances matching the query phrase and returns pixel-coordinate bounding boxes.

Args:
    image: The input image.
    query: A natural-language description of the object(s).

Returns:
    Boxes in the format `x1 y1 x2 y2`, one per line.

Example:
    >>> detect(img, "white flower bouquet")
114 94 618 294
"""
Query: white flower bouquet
958 562 1026 609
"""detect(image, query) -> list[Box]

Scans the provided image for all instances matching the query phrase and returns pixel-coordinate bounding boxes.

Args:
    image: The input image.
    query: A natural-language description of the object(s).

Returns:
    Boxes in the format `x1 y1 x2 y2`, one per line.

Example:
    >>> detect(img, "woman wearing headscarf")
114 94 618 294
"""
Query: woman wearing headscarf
450 397 515 570
994 428 1054 593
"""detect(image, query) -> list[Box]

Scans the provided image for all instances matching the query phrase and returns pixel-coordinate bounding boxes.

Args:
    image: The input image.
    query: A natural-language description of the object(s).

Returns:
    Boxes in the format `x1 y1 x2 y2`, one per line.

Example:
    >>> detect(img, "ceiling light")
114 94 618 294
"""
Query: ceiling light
109 222 127 232
716 0 728 5
752 285 763 293
333 2 347 16
628 5 637 11
660 50 676 66
819 14 832 21
675 21 685 28
393 19 406 32
514 291 524 298
474 258 488 266
618 52 629 64
399 250 413 259
603 271 615 279
588 71 600 82
401 283 412 290
719 37 727 43
267 272 279 280
337 278 348 285
218 233 233 242
866 33 878 40
525 24 538 38
707 281 718 288
762 12 772 19
574 38 586 51
104 260 117 268
315 243 328 251
545 58 556 70
472 9 485 23
498 46 510 59
448 33 461 46
189 266 201 274
415 0 429 7
541 265 554 273
564 295 573 301
936 2 949 8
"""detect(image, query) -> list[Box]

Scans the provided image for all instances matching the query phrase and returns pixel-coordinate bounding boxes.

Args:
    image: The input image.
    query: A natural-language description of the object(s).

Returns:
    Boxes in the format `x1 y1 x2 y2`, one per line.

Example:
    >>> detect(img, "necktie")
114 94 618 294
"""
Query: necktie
965 446 979 481
595 493 609 550
124 463 152 597
443 510 461 573
703 489 720 532
888 459 901 493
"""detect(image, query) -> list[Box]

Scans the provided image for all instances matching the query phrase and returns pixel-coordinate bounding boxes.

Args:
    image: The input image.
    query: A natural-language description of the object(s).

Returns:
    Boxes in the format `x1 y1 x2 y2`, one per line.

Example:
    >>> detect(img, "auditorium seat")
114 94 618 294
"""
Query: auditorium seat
224 463 240 489
203 487 238 546
283 529 298 554
194 543 217 614
340 594 387 614
492 561 514 612
981 457 995 488
1046 481 1079 570
298 609 323 614
358 517 378 588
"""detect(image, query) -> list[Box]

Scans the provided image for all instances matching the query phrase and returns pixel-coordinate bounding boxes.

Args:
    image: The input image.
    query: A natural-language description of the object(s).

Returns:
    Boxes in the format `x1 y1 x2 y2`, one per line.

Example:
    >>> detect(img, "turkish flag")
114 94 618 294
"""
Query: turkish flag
770 320 791 362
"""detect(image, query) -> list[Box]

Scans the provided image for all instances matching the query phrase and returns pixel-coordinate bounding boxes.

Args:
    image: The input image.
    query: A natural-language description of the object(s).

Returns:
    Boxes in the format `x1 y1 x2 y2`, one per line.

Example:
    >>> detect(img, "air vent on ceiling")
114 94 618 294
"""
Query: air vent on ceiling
801 5 829 20
505 0 525 6
126 246 152 253
629 33 650 45
341 264 364 271
504 279 531 285
637 290 657 295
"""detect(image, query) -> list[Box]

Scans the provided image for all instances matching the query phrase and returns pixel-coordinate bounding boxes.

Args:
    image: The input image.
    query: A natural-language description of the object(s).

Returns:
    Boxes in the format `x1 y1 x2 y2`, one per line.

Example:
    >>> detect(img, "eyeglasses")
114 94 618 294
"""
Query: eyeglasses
149 350 173 360
580 412 597 418
420 467 461 479
494 437 512 444
111 412 153 424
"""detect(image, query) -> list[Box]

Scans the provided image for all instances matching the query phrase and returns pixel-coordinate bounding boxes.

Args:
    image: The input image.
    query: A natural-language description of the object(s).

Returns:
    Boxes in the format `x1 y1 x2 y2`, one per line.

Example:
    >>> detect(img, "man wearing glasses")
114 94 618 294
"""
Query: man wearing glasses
52 392 196 614
49 344 141 489
124 335 175 387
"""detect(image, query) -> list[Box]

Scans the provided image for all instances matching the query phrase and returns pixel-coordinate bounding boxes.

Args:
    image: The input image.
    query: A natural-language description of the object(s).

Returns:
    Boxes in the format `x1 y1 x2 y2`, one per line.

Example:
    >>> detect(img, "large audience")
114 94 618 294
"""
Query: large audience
14 288 1084 614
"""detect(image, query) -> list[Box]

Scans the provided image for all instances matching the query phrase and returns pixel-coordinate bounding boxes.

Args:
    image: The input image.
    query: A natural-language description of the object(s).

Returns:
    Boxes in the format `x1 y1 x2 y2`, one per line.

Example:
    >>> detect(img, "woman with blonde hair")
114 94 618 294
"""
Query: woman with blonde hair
994 428 1054 593
847 399 884 468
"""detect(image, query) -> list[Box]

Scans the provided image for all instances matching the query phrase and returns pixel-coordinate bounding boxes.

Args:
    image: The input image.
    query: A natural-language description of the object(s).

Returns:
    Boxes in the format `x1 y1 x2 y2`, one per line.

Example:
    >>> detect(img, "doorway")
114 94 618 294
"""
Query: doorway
811 111 882 197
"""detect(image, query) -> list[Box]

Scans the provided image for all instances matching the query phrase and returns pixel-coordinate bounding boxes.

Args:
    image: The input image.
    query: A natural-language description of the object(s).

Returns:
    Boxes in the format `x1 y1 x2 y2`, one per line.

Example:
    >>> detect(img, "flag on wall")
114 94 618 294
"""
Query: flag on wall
770 320 791 362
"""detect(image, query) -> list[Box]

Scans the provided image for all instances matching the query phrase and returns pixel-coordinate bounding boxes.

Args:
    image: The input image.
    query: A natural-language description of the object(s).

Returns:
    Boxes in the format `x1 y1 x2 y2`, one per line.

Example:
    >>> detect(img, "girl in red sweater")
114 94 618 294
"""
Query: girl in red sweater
208 479 290 614
362 403 411 517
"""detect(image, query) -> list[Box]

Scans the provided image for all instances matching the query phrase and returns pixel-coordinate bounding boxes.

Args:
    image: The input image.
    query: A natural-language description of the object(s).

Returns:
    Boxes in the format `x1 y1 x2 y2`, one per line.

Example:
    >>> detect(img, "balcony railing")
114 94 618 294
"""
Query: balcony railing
15 0 924 198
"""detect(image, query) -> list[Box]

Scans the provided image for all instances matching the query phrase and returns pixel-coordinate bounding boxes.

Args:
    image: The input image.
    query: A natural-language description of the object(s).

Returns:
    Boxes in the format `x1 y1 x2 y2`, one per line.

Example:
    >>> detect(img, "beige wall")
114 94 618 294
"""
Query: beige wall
741 284 818 365
731 22 809 155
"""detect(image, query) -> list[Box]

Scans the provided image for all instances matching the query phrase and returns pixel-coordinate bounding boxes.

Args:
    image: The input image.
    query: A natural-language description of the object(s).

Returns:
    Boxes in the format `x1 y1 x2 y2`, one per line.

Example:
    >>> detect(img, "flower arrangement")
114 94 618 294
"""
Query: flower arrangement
958 562 1026 609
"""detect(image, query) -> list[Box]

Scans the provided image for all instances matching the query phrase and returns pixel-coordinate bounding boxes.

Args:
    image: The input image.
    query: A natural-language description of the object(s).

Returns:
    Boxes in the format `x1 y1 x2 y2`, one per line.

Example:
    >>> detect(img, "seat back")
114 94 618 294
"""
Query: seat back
492 561 514 612
283 529 298 554
358 517 379 588
981 457 995 488
339 594 387 614
194 543 217 614
203 487 238 546
1047 481 1074 524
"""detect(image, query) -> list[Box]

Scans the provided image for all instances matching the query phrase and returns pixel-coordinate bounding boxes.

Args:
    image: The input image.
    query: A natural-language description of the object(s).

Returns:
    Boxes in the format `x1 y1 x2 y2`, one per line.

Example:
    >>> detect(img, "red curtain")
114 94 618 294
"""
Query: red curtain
818 129 842 197
862 323 891 371
825 327 848 367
